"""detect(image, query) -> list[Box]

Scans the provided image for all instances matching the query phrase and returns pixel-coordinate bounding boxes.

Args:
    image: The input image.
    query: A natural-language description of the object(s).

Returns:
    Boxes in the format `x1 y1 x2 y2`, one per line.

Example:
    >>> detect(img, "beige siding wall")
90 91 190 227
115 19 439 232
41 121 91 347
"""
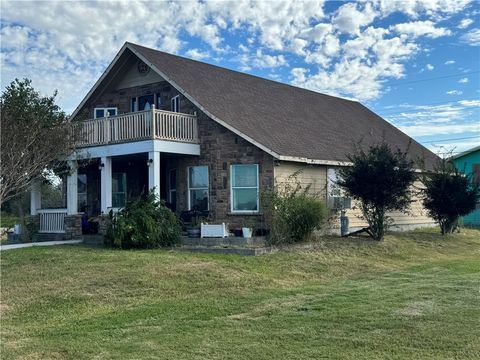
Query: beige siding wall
274 162 327 199
274 162 435 230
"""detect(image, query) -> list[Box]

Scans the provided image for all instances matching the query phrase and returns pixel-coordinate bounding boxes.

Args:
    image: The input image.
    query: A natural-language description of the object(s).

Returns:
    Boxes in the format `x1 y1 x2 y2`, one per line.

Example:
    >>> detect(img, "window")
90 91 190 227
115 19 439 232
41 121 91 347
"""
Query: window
94 107 117 119
169 168 177 211
112 172 127 208
188 166 208 211
171 95 180 112
327 168 351 209
77 174 87 212
231 164 259 212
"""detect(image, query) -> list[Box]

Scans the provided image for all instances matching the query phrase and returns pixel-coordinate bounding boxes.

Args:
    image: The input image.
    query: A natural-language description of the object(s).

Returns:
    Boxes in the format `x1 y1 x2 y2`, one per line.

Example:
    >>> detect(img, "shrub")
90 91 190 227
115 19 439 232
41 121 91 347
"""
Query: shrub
338 142 416 241
263 172 329 245
422 160 479 235
105 192 181 249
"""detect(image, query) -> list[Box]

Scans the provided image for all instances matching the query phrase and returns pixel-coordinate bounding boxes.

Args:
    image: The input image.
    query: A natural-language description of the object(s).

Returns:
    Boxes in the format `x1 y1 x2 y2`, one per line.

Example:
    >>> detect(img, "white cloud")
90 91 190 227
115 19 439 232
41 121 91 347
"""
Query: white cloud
426 64 434 70
458 99 480 106
398 123 479 136
0 0 472 111
333 2 376 35
444 60 455 65
460 28 480 46
185 48 209 60
392 20 452 38
446 90 463 95
458 77 469 83
458 18 474 29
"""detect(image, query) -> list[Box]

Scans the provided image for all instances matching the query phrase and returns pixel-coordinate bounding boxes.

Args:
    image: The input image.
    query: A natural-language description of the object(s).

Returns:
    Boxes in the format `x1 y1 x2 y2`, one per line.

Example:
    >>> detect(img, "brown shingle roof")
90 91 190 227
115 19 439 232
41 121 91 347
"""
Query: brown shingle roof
88 42 441 168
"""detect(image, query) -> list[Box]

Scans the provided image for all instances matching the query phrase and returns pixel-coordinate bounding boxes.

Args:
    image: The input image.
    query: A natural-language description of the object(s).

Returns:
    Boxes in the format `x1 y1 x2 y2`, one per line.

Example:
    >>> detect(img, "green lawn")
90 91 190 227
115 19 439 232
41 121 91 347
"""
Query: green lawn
1 228 479 359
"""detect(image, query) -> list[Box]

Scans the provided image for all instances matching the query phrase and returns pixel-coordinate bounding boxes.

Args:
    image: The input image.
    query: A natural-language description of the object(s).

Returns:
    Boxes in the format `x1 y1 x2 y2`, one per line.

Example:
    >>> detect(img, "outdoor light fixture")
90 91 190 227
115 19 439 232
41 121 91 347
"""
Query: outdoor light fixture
147 159 153 167
98 163 105 170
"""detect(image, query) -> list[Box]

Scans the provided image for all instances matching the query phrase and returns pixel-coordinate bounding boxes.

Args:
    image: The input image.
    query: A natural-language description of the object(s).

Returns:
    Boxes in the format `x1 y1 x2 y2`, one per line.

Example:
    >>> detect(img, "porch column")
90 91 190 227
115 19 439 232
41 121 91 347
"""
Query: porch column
100 156 112 213
30 181 42 215
66 160 78 215
148 151 161 199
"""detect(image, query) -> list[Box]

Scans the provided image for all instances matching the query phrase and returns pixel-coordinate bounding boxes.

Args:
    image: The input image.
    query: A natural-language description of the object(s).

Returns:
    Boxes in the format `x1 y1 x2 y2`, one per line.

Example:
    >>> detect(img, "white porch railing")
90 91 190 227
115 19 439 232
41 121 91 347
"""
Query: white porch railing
76 109 198 147
38 209 67 233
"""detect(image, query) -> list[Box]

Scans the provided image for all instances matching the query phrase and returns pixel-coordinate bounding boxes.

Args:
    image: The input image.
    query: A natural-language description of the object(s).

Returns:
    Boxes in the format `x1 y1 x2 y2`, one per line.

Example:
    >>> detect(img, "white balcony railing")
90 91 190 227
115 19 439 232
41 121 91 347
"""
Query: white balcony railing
76 109 198 147
38 209 67 233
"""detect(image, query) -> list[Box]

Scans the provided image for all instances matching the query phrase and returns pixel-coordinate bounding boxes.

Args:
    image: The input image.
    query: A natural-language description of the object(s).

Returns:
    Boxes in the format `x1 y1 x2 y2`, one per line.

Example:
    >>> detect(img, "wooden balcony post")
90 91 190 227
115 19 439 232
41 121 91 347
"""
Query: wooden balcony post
100 156 112 213
66 160 78 215
148 151 161 198
30 181 42 216
151 105 156 139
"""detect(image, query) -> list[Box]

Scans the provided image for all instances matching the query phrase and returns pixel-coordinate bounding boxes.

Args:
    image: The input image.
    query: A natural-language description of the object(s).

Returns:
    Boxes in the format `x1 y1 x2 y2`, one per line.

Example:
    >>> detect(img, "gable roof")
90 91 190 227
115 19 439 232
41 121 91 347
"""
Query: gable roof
72 42 440 168
450 145 480 160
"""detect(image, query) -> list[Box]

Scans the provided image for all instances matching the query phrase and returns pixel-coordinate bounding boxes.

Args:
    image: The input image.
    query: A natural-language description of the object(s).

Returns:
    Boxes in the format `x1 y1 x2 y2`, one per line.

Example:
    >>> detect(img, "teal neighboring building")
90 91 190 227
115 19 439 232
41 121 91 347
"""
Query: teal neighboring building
451 145 480 227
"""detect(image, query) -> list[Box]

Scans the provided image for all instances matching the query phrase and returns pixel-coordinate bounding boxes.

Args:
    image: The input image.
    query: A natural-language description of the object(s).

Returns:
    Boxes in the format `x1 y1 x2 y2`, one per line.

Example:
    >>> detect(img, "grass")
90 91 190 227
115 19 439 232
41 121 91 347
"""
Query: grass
1 228 479 359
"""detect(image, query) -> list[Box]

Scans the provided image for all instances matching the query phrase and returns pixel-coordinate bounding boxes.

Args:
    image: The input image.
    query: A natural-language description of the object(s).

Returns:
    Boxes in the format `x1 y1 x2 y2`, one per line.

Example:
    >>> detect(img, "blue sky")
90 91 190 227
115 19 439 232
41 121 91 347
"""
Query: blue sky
1 0 479 156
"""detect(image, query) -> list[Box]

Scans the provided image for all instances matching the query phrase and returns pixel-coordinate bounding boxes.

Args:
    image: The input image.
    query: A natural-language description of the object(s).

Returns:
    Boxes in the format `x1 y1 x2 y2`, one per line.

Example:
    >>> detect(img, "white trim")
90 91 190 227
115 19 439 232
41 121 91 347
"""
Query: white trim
171 95 180 112
93 107 117 119
187 165 209 211
230 164 259 213
69 140 200 160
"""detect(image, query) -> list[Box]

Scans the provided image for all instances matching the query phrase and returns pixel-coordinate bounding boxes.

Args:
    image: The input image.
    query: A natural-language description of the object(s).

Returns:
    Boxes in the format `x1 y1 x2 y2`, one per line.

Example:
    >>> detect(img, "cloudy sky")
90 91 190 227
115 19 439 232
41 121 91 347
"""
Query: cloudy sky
1 0 479 155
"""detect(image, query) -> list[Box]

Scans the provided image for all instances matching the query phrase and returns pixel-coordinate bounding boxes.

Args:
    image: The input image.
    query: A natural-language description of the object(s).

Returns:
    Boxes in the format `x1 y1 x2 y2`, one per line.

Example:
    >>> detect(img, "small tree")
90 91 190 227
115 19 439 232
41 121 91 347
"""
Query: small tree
422 159 479 235
0 78 76 206
338 143 416 241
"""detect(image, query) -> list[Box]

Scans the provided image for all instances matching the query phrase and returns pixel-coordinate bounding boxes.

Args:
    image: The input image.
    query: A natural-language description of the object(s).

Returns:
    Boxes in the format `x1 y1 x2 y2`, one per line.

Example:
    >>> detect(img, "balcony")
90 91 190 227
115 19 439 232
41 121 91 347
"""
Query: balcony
76 109 198 148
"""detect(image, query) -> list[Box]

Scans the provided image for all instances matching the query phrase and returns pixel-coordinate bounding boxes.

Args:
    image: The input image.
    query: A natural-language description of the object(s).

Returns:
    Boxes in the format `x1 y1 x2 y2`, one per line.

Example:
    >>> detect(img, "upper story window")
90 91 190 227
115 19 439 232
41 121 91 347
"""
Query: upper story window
231 164 259 213
94 107 117 119
132 94 162 112
171 95 180 112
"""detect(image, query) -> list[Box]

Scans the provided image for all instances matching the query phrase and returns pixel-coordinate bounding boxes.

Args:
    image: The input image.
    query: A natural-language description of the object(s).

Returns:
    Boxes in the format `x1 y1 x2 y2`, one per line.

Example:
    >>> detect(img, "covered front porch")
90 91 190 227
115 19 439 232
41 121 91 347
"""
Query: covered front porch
31 144 199 236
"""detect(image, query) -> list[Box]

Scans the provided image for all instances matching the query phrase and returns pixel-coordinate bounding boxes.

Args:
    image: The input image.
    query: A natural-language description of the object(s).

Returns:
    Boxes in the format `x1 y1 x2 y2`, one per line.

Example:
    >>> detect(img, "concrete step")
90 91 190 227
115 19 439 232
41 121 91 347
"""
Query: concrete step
177 245 274 256
33 233 66 242
82 234 105 245
181 236 266 247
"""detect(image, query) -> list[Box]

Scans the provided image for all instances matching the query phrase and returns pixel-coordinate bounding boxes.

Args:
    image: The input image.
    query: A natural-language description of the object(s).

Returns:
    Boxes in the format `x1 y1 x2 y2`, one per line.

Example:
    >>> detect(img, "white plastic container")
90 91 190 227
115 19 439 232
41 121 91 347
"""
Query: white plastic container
242 227 252 239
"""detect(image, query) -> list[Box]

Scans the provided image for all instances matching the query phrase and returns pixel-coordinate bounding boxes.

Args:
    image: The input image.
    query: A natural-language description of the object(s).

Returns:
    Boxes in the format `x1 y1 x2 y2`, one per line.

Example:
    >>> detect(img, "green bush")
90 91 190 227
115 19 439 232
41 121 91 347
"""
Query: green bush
263 172 329 245
105 192 181 249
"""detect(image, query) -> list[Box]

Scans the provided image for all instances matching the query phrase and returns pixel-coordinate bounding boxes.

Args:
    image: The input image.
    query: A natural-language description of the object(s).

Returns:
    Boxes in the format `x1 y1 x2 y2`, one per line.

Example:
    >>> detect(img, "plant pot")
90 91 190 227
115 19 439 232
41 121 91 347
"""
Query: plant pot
187 228 201 238
242 227 253 239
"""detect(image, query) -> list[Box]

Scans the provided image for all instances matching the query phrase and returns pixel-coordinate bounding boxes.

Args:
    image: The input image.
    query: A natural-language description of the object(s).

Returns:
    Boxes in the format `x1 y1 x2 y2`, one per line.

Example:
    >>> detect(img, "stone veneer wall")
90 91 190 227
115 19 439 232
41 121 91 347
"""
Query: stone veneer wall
64 215 83 240
176 111 275 229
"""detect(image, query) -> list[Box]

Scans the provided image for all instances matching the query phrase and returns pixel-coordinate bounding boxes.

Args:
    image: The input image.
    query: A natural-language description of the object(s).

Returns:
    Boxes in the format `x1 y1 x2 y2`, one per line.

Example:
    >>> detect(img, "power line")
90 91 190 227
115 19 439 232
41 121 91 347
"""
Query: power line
419 135 480 144
387 70 480 87
375 97 480 116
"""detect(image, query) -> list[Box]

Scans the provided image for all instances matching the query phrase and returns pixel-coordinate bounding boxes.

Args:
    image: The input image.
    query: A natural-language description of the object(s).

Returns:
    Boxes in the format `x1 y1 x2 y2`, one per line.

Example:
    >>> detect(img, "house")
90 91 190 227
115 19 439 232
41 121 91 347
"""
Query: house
451 145 480 227
30 42 439 238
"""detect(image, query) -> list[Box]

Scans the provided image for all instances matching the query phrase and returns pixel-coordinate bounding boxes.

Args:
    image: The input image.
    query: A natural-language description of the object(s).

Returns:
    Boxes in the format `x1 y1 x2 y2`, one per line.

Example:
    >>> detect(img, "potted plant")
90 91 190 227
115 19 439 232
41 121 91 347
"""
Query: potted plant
242 218 256 239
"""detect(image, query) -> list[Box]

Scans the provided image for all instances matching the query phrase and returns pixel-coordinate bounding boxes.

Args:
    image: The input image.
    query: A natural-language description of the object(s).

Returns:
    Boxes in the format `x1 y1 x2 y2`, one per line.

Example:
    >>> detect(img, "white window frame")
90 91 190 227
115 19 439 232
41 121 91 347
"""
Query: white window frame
230 164 259 213
77 173 87 213
112 172 127 208
168 168 177 204
171 95 180 112
94 107 117 119
188 166 209 211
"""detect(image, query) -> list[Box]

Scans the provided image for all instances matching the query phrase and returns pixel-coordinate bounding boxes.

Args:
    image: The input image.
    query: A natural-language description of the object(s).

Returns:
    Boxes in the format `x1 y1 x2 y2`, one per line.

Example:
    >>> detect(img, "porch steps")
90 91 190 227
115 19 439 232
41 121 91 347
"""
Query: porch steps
178 236 274 256
181 236 266 247
33 233 67 242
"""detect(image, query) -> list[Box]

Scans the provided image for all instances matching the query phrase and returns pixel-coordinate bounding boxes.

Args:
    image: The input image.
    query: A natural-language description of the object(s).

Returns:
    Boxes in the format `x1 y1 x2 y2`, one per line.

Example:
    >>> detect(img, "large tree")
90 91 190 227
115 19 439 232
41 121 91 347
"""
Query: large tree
422 159 479 235
0 79 76 206
338 143 417 241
